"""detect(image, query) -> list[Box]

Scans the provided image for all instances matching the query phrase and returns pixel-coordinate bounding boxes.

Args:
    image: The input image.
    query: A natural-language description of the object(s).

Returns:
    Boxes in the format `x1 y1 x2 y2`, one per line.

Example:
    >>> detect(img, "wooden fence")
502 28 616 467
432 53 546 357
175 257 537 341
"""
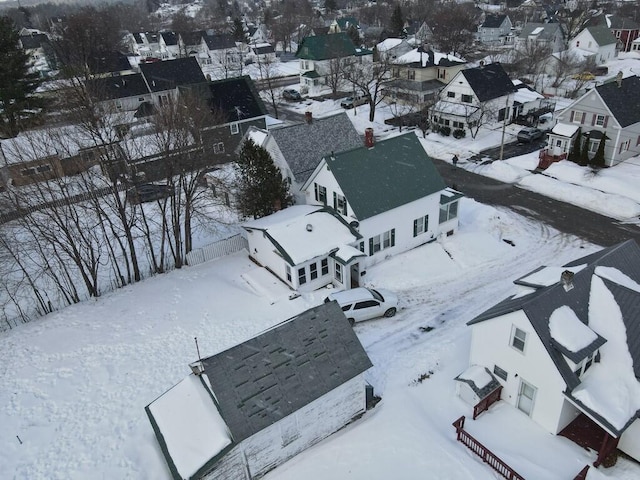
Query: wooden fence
473 386 502 419
452 416 525 480
186 234 248 266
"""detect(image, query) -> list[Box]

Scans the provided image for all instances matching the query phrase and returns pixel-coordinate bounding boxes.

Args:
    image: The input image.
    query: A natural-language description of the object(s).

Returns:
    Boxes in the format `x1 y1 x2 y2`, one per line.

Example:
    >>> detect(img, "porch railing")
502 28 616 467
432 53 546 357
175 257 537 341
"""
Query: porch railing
452 416 525 480
574 465 589 480
538 150 567 170
473 386 502 419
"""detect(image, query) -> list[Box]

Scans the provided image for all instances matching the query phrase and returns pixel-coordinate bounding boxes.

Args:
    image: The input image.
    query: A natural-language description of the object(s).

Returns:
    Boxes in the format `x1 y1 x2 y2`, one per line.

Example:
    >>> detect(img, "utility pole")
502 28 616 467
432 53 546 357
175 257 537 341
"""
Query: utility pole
499 94 510 161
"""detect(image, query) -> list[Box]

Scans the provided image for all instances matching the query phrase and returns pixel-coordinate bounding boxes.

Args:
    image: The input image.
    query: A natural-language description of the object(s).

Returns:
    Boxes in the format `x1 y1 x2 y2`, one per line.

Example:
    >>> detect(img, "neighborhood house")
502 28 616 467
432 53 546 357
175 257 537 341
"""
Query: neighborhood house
146 301 373 480
459 240 640 467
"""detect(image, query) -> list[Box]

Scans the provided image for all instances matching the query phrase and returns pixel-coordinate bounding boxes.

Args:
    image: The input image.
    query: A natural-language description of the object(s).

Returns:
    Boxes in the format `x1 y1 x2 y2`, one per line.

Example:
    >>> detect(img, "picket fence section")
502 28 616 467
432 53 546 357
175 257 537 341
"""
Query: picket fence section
186 234 248 266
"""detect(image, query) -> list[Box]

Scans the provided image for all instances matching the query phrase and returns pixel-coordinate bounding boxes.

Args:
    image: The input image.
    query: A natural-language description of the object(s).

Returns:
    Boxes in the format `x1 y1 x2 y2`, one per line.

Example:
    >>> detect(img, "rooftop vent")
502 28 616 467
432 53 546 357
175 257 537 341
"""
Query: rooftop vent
306 224 313 232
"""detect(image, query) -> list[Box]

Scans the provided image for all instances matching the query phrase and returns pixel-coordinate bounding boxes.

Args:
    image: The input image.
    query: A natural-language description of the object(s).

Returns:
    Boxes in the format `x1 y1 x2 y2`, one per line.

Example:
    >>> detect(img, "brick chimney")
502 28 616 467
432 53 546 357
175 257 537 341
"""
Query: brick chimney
364 128 374 148
616 71 623 88
305 111 313 124
561 270 574 292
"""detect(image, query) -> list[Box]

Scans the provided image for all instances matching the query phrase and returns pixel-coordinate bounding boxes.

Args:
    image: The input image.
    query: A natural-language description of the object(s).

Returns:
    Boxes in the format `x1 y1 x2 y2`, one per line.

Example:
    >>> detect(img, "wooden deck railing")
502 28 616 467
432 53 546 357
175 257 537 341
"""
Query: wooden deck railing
574 465 589 480
473 386 502 419
452 416 525 480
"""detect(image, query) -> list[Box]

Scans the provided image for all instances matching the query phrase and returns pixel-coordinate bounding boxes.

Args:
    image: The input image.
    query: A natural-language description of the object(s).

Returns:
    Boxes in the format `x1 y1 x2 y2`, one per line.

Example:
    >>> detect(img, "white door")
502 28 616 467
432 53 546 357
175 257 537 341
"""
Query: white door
517 379 537 416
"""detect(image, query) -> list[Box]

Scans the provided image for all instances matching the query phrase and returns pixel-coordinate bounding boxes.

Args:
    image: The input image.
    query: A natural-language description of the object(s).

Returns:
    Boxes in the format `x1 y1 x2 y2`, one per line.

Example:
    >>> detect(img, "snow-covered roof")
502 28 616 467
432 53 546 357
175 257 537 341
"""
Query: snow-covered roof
512 82 544 104
146 374 232 479
396 48 465 67
551 123 580 138
454 365 502 399
531 27 544 35
570 274 640 431
549 305 598 353
243 205 361 266
331 245 366 265
377 38 403 51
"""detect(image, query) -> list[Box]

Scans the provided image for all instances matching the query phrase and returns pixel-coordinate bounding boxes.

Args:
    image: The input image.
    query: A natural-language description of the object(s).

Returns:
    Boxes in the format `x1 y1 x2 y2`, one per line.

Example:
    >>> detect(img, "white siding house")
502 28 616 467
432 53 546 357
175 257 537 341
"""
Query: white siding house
461 240 640 467
302 132 461 270
146 302 373 480
569 26 617 65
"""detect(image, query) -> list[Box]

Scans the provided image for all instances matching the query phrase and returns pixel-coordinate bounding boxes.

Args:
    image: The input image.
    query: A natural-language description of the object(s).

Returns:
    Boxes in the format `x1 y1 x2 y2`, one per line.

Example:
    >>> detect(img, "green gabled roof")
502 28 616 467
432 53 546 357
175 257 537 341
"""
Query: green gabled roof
325 133 447 220
301 70 321 78
296 33 357 60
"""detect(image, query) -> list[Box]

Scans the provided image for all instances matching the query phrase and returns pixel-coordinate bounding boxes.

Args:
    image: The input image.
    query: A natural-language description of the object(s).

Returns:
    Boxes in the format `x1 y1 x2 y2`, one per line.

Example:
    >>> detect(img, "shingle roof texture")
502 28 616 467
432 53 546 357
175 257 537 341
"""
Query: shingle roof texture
202 301 372 442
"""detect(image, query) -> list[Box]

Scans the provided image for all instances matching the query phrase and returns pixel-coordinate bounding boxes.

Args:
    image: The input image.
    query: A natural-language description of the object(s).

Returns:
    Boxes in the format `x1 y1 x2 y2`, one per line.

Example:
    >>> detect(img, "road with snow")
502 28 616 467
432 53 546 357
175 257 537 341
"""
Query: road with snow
433 158 640 247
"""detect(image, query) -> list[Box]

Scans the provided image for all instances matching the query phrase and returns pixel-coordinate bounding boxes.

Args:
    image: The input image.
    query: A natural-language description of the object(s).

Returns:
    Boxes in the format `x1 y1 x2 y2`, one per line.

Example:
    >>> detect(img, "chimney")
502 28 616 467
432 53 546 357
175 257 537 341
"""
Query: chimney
189 360 204 376
561 270 574 292
365 128 374 148
305 111 313 124
616 70 623 88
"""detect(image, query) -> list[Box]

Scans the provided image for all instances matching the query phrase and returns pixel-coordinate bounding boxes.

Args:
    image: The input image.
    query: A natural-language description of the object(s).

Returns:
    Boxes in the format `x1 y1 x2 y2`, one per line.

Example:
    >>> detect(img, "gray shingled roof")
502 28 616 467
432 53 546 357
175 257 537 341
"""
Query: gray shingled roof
596 75 640 128
202 301 372 443
481 14 507 29
585 25 617 46
518 23 564 41
140 57 206 92
461 63 517 102
86 73 149 101
269 112 363 183
469 240 640 434
208 75 267 123
323 133 447 220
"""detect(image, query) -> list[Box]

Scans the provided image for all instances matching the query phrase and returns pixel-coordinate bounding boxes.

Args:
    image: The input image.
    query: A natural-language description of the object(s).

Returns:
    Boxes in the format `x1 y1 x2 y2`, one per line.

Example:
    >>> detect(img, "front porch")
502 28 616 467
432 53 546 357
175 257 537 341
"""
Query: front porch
559 413 620 467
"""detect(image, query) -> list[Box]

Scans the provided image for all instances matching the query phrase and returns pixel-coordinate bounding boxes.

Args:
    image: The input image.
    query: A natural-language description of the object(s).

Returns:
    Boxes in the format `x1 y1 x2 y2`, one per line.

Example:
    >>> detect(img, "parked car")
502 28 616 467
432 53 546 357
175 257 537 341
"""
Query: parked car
340 94 370 109
127 183 173 204
517 127 544 143
282 89 302 101
572 72 595 81
324 287 398 325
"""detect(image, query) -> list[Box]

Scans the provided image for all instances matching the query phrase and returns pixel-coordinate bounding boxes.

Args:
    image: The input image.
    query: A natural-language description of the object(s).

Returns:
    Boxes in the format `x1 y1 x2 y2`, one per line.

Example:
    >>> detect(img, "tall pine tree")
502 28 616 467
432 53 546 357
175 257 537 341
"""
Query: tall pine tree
0 16 43 138
389 4 405 38
590 134 607 168
235 139 290 219
568 129 581 163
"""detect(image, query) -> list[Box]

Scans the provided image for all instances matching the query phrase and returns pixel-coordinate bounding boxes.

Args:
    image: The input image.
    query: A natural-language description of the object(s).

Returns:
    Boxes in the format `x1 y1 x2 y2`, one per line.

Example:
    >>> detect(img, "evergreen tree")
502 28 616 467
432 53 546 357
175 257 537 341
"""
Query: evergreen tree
235 139 290 219
568 129 581 163
325 0 337 13
346 24 360 47
579 135 590 166
0 16 43 138
590 134 607 168
389 4 405 38
232 17 245 43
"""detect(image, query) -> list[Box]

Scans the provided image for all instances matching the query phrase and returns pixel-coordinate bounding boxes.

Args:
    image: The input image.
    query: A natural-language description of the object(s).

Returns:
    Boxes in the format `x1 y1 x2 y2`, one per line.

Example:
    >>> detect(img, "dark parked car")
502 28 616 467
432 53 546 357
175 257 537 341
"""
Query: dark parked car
282 89 302 101
127 183 173 204
517 127 544 143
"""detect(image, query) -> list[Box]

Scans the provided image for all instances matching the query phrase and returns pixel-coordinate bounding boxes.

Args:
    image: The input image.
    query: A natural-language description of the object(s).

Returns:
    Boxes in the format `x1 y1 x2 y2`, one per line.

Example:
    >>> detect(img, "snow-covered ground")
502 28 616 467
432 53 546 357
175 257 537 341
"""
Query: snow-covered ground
3 51 640 480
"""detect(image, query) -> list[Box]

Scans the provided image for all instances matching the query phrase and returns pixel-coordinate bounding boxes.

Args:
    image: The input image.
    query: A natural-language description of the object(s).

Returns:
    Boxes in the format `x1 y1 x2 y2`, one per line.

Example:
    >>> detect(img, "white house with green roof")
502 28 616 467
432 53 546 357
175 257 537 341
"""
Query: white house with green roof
295 33 372 94
302 132 461 275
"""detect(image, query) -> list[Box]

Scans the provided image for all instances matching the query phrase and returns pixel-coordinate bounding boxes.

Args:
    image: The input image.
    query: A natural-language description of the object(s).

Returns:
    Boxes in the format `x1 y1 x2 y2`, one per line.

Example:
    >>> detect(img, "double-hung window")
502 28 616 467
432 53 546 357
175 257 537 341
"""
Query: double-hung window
333 192 347 215
298 267 306 285
369 229 395 255
310 262 318 280
335 263 343 283
314 183 327 204
321 258 329 275
413 215 429 237
511 326 527 353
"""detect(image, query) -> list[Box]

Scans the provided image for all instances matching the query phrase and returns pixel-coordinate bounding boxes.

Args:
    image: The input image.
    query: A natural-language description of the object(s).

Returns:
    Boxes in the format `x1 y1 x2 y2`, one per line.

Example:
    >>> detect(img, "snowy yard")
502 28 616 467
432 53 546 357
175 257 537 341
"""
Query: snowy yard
2 196 639 479
3 51 640 480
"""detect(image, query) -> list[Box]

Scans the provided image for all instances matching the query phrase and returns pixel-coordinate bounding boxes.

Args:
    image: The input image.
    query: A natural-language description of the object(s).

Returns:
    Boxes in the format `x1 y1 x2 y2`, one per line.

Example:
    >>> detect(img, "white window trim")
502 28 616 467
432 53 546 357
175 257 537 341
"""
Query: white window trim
230 122 239 134
510 325 527 353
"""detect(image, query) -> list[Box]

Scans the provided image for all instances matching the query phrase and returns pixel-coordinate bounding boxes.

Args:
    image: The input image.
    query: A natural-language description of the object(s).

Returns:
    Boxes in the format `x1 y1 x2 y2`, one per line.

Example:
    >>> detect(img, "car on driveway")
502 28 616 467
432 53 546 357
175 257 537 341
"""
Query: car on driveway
127 183 173 204
340 95 370 109
324 287 398 325
282 89 302 101
517 127 544 143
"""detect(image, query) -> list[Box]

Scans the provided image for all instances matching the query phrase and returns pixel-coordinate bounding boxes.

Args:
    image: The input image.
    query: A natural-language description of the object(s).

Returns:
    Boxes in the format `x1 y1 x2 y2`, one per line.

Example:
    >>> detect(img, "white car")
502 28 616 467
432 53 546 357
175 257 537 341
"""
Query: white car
324 287 398 325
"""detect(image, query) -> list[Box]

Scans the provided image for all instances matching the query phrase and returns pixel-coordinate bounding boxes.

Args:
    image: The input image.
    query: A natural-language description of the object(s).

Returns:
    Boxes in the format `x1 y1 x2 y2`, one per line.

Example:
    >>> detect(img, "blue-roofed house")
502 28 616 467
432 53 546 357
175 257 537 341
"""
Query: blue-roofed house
460 240 640 467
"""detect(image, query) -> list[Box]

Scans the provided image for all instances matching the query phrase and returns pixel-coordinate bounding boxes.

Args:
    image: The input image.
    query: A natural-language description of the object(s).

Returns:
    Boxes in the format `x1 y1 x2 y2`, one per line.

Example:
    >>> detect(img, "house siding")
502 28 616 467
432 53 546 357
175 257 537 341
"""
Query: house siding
555 89 640 166
469 310 570 434
358 193 442 267
569 31 616 63
241 375 366 479
201 446 248 480
620 418 640 461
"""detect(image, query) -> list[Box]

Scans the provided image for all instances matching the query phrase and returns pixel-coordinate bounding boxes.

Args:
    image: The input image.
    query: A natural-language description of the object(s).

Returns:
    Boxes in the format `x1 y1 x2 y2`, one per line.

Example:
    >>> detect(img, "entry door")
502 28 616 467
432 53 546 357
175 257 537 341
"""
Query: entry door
350 263 360 288
517 379 537 417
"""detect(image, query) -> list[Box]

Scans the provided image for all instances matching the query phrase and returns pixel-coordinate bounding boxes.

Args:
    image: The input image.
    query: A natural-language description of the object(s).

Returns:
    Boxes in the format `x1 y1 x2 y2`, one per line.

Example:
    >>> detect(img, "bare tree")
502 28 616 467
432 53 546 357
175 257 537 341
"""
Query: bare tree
256 53 280 119
430 4 477 57
342 56 393 122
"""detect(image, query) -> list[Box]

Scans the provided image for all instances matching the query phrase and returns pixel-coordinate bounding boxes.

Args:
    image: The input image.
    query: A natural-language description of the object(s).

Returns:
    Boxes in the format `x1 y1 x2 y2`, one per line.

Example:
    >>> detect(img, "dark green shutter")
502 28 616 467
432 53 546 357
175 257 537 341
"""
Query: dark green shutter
369 238 373 256
413 219 418 237
333 191 337 210
391 229 395 247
